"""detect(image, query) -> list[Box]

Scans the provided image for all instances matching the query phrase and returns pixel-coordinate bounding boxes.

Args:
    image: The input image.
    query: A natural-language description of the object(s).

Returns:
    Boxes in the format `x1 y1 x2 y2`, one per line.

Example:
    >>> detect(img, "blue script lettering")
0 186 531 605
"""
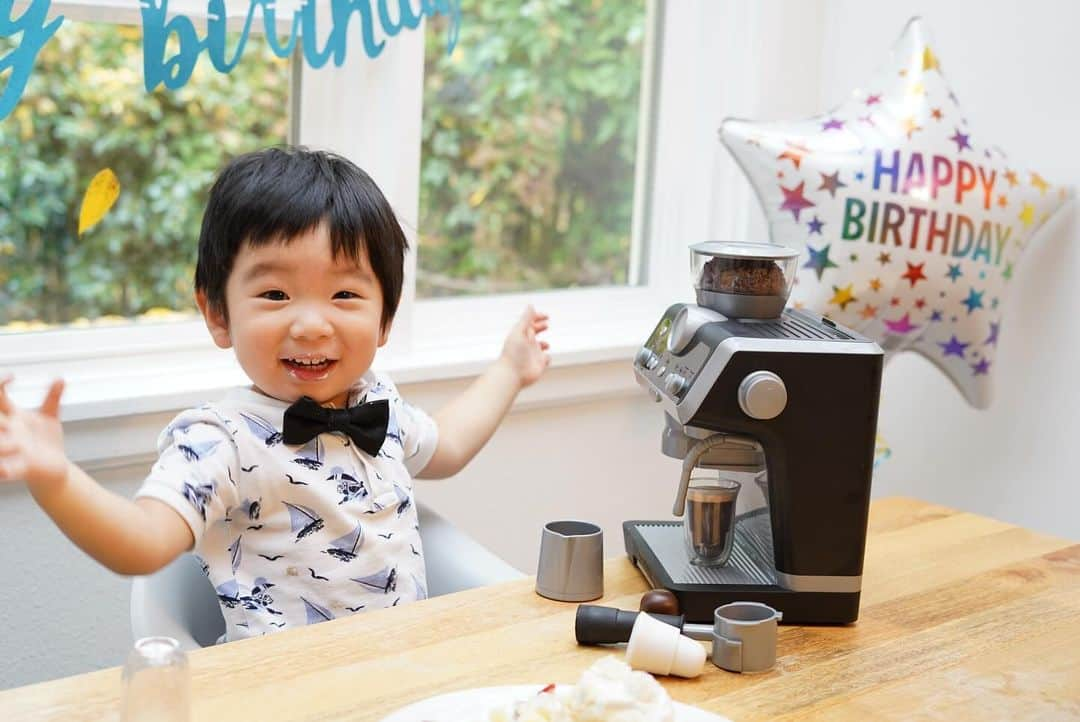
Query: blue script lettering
0 0 63 121
141 0 462 92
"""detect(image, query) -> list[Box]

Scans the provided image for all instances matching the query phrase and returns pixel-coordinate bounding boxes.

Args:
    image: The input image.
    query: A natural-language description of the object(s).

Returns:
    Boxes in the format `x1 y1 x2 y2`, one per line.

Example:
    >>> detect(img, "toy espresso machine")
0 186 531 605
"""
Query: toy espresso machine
625 242 884 624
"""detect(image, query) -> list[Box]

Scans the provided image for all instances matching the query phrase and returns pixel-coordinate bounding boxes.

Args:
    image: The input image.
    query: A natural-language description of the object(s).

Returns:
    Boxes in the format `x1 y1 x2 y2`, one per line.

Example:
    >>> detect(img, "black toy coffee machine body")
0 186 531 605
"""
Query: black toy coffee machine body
624 242 884 624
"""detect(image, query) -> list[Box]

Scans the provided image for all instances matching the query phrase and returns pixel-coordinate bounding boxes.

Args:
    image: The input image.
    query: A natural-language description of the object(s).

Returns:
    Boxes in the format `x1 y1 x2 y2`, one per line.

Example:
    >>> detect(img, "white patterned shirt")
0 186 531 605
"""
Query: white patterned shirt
135 370 438 641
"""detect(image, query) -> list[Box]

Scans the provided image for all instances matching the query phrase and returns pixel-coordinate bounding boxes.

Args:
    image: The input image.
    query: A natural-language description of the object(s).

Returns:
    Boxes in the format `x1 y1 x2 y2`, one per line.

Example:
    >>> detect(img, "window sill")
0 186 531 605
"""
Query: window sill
6 284 676 422
7 317 647 424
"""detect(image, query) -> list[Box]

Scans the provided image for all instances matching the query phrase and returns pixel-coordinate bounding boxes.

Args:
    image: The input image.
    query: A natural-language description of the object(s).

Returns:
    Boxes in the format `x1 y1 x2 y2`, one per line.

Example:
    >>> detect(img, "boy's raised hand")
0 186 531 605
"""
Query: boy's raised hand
0 376 69 492
499 305 551 389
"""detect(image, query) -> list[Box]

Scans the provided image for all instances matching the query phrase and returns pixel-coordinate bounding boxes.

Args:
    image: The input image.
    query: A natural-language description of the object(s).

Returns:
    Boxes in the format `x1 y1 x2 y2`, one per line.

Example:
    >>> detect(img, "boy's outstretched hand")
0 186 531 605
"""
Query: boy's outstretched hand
499 306 551 389
0 376 69 492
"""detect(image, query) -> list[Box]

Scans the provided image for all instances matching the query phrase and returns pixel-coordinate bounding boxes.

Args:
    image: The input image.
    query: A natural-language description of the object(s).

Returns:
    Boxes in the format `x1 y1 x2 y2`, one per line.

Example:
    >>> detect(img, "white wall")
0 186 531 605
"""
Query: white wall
3 0 1078 691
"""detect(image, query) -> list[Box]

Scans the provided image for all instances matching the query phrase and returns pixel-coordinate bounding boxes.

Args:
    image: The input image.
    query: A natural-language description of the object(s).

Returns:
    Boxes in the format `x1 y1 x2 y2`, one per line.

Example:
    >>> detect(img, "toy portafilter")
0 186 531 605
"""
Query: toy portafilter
575 605 714 644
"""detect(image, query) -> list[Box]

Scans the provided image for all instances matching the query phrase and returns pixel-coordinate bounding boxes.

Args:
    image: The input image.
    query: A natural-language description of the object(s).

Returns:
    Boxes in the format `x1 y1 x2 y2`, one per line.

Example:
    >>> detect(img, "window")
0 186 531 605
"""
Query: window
417 1 649 298
4 1 733 416
0 16 291 334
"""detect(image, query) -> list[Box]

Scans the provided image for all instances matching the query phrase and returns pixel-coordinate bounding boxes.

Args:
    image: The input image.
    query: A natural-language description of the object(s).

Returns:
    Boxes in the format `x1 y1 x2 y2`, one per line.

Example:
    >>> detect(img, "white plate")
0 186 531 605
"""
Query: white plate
380 685 731 722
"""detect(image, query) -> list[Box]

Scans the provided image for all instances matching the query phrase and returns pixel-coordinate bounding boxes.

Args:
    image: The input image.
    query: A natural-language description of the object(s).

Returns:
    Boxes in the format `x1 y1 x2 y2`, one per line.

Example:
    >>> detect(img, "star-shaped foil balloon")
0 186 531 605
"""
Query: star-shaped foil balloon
720 17 1072 408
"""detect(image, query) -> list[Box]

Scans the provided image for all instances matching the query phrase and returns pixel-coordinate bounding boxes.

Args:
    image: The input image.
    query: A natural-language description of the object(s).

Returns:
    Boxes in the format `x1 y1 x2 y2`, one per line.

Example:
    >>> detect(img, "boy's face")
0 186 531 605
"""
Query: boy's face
197 224 389 408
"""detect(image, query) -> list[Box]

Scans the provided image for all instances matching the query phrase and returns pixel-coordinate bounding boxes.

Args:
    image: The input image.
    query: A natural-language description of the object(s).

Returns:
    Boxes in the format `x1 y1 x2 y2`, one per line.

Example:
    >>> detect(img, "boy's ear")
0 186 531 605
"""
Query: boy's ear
378 320 392 347
195 290 233 349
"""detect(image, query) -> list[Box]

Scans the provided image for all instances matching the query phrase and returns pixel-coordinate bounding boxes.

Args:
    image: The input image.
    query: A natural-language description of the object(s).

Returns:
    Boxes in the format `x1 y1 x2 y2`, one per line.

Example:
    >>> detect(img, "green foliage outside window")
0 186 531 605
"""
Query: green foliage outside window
419 0 647 297
0 3 649 330
0 23 289 331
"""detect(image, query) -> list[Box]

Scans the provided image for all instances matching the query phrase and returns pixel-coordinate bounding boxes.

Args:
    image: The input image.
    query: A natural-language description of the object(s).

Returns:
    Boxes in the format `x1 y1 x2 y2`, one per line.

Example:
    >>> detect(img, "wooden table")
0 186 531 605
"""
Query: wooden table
3 497 1079 721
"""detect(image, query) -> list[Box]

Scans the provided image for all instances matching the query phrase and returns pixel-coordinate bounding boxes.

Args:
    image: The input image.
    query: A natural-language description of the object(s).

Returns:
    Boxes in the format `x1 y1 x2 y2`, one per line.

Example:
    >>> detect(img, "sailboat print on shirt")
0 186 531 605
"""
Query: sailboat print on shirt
324 523 364 562
291 437 324 470
239 412 283 447
301 596 335 625
242 577 283 615
328 466 368 505
392 485 411 516
182 481 214 520
177 435 221 462
283 501 324 541
351 566 397 593
228 536 242 573
216 579 242 608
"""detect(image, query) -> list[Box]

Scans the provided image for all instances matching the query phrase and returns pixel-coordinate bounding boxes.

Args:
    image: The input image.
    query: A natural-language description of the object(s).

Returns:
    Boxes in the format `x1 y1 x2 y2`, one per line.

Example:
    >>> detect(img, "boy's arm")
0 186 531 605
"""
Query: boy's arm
32 464 194 575
0 377 193 575
418 307 550 479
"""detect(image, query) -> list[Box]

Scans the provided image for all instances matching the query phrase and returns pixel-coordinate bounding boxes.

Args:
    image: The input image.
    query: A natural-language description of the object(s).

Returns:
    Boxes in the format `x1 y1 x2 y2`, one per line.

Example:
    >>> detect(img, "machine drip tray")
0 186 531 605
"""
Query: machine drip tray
635 508 777 586
623 508 863 625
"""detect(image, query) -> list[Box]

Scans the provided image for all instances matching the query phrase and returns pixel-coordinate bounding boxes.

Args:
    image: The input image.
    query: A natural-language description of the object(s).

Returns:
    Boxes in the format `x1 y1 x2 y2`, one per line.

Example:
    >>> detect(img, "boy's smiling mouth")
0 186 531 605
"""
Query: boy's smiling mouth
282 356 338 381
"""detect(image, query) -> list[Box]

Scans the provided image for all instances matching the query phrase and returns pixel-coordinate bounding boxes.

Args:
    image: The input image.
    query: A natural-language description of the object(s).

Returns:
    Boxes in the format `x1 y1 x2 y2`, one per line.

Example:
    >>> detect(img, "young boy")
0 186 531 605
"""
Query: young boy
0 147 550 641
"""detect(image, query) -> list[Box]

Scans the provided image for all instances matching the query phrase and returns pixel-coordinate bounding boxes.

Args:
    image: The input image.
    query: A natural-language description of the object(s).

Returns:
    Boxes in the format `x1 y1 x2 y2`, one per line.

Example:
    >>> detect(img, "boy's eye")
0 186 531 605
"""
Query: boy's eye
260 290 288 301
334 290 361 300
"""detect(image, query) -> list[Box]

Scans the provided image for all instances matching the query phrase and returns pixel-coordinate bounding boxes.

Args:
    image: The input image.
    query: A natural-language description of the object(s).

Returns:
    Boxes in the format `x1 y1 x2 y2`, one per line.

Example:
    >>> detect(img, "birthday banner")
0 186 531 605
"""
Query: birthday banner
0 0 462 121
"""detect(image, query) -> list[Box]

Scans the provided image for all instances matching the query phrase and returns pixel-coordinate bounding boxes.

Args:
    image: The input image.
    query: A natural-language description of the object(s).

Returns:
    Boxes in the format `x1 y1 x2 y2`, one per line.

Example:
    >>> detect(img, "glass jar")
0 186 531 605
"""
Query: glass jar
690 241 799 319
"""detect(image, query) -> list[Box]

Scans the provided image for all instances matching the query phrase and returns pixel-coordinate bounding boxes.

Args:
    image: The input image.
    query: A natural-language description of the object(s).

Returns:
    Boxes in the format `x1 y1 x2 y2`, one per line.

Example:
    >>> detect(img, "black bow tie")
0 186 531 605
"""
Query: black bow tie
282 396 389 456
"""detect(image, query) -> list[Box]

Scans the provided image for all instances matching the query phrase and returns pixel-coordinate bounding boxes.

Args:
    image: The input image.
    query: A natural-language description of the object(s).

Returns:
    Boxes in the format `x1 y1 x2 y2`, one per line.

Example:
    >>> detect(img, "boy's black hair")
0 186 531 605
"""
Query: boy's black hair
195 146 408 331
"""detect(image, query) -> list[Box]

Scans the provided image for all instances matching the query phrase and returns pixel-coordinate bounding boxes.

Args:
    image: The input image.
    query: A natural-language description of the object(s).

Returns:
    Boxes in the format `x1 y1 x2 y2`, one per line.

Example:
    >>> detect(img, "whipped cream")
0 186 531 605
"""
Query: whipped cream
486 657 674 722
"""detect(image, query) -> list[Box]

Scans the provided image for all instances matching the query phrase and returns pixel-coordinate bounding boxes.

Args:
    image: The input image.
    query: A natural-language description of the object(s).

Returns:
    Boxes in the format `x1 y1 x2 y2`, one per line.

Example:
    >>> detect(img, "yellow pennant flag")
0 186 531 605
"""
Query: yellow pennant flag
78 168 121 236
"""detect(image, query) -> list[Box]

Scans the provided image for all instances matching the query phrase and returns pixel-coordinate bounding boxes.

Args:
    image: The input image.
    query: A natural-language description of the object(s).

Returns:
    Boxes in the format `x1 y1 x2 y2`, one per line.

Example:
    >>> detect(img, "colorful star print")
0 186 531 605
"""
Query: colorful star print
946 264 963 281
901 262 927 287
1030 172 1050 194
938 335 969 358
807 217 825 235
1018 203 1035 228
818 171 846 198
877 252 892 265
822 118 845 131
830 284 857 311
901 116 921 138
961 288 984 314
777 143 809 169
803 244 838 280
971 358 991 376
922 47 940 71
948 128 971 152
883 313 918 334
780 182 815 221
984 322 1000 346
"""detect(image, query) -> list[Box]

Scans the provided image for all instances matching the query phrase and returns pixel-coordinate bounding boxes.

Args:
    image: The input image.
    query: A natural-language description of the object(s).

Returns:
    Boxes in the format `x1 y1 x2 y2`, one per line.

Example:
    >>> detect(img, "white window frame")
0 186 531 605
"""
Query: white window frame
2 0 745 421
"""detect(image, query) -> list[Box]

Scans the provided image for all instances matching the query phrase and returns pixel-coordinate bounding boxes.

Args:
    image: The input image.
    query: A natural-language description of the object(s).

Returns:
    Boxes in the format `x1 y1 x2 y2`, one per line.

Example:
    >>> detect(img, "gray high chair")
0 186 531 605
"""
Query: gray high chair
130 502 524 649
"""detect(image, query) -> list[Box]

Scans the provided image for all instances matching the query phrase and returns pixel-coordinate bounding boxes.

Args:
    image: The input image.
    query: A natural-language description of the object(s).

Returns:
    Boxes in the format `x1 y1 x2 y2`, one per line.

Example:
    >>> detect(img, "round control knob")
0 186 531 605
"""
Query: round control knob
738 371 787 420
667 305 726 355
635 347 657 368
663 372 688 397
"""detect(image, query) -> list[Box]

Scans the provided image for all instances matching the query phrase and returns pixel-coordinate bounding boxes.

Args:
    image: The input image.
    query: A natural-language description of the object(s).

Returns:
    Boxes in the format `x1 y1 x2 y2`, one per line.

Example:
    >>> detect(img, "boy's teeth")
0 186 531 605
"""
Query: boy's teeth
290 358 328 366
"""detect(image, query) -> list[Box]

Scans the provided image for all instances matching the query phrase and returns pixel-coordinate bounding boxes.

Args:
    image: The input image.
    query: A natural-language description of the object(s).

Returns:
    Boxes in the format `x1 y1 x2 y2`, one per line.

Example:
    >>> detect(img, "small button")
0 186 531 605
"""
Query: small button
656 366 666 377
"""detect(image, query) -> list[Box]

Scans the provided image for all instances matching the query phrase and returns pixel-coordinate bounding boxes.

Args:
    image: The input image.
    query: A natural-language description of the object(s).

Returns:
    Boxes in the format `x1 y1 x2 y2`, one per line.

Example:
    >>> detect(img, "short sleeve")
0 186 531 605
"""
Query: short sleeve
135 407 241 544
394 398 439 477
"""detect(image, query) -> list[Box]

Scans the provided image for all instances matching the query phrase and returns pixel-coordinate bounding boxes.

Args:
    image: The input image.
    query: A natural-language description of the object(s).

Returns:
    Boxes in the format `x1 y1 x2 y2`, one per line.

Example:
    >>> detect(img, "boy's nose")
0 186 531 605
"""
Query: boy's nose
290 308 333 339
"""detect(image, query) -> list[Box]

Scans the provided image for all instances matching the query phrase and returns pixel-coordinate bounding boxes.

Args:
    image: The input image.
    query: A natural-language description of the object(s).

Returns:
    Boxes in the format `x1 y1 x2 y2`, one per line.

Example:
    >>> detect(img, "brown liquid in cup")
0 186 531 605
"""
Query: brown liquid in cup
685 486 738 565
